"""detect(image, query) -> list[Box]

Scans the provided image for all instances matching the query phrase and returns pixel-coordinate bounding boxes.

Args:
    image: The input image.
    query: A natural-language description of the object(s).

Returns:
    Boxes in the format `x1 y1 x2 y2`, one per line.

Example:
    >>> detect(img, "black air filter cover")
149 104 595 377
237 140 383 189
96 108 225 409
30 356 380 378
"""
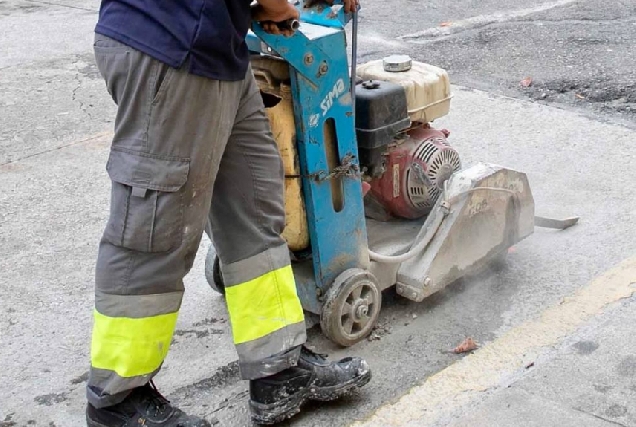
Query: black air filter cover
355 80 410 149
355 80 410 177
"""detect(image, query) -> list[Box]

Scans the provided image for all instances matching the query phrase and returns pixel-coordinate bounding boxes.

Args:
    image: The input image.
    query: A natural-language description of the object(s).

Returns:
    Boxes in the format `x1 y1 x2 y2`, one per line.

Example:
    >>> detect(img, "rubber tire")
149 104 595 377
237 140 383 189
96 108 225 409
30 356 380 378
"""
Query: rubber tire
204 245 226 296
320 269 382 347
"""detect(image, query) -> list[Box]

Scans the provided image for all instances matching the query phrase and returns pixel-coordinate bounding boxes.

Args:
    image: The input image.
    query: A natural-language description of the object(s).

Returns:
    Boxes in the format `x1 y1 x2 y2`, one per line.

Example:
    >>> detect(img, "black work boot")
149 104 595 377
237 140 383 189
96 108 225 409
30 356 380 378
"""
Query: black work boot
86 382 210 427
249 346 371 425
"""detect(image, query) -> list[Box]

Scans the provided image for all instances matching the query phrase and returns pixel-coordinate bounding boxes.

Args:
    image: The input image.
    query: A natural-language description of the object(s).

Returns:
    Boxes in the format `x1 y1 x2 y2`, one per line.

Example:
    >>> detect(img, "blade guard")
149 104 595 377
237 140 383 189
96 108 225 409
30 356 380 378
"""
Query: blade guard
396 163 535 302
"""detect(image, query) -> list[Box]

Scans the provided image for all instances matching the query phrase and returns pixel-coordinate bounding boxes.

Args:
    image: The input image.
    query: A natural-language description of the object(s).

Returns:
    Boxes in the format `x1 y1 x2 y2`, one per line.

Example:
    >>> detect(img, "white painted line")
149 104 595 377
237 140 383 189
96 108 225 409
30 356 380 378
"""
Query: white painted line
351 255 636 427
399 0 579 41
358 33 406 48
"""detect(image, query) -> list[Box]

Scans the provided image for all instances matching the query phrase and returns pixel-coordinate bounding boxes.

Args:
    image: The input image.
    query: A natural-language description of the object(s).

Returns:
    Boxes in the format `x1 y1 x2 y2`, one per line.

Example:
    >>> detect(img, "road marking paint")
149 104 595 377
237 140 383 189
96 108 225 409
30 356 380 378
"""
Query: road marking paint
352 255 636 426
399 0 578 41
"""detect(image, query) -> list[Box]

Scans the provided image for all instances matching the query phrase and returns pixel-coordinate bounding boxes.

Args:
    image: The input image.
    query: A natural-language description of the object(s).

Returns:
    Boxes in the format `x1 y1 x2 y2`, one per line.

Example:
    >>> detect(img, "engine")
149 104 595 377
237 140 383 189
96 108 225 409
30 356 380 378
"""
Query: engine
355 56 460 220
367 126 460 219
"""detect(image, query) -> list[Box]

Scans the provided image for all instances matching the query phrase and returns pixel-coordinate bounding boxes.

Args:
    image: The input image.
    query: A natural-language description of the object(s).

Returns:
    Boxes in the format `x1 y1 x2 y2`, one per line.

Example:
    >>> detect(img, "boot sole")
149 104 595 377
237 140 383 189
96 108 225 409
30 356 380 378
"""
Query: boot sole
86 415 110 427
250 370 372 425
250 388 309 425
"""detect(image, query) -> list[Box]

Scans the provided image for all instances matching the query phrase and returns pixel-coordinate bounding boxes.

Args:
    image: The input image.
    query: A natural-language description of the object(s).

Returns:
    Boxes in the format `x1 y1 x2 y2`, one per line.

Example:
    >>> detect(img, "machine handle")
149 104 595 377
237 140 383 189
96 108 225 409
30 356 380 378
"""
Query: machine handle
350 10 358 110
278 19 300 31
260 19 300 31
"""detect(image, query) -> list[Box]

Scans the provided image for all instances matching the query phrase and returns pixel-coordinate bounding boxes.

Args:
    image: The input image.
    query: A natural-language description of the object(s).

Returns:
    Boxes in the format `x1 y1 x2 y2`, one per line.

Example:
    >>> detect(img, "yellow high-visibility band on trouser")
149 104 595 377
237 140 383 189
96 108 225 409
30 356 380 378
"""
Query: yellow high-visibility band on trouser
218 244 307 379
91 309 178 378
87 291 184 406
226 264 305 345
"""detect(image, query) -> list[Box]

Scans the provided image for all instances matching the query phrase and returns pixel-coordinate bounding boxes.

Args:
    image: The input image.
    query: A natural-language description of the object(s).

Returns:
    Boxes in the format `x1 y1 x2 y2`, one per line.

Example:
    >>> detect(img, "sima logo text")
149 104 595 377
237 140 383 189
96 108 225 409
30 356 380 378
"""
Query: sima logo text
320 78 346 116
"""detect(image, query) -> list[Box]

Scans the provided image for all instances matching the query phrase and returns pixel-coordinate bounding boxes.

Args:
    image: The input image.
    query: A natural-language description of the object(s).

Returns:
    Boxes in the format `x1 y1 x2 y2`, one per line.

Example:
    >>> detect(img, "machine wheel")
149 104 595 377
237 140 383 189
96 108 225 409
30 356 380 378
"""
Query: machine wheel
204 245 225 296
320 269 382 347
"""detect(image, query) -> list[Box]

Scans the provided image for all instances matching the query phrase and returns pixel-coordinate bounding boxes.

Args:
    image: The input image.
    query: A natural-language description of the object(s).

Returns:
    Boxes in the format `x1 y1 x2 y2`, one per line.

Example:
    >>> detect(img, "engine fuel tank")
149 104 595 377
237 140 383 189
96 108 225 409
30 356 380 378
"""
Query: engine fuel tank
357 59 452 124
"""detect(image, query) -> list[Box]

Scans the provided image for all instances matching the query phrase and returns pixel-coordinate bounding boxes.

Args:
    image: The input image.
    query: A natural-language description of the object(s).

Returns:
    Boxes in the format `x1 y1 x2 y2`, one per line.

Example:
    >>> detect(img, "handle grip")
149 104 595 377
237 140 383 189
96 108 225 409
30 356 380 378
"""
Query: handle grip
275 19 300 31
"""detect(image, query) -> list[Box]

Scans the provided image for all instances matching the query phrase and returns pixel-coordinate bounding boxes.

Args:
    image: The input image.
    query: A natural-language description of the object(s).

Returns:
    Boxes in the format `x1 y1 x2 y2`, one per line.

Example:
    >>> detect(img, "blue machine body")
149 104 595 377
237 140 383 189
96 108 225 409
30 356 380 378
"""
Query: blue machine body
248 2 368 314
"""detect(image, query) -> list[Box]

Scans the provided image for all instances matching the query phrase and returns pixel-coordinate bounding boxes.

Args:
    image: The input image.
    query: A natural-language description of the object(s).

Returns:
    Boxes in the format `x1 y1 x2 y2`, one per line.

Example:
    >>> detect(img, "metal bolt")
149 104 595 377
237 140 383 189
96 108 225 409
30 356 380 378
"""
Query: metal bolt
356 305 368 318
304 53 314 65
318 62 329 75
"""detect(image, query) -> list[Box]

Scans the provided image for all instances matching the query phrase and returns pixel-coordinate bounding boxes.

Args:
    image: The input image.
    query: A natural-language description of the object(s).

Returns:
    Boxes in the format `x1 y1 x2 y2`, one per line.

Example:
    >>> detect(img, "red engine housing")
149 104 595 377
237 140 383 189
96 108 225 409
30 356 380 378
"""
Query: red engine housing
368 126 461 220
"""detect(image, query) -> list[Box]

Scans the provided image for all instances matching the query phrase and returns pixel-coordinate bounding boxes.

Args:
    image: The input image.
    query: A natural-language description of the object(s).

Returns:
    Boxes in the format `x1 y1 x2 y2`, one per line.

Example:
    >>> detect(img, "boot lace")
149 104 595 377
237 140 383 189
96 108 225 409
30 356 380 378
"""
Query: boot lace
301 345 328 362
144 380 170 416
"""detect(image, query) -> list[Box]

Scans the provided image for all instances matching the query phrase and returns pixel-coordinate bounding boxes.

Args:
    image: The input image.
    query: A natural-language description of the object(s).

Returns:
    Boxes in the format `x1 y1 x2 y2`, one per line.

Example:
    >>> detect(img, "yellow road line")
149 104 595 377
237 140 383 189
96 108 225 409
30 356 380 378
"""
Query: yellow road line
353 256 636 427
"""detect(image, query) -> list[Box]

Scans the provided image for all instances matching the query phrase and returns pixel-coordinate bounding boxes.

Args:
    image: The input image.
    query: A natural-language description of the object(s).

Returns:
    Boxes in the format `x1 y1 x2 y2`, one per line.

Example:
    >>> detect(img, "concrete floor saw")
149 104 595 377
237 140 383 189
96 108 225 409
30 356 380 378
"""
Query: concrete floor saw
205 0 578 347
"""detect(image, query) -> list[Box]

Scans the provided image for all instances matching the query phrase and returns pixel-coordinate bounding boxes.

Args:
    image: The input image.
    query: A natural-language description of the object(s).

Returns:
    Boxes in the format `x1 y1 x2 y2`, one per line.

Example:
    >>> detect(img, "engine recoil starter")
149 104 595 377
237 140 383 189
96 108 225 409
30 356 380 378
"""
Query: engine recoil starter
368 126 461 220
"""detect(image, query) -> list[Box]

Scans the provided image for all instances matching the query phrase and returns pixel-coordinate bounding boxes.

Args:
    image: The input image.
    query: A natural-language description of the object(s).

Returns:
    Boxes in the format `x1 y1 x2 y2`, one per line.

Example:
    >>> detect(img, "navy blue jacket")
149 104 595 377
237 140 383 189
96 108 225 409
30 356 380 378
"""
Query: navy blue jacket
95 0 252 81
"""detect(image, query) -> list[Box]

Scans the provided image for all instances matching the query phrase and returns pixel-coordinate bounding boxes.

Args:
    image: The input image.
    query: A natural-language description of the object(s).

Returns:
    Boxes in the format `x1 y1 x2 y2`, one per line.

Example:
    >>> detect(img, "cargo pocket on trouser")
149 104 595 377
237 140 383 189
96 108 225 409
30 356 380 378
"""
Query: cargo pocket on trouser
103 147 190 253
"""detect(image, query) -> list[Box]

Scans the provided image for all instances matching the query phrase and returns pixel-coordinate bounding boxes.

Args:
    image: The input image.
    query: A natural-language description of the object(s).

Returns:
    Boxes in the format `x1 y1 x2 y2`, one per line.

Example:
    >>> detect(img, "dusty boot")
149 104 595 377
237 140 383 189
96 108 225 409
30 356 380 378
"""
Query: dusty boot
86 382 210 427
249 346 371 425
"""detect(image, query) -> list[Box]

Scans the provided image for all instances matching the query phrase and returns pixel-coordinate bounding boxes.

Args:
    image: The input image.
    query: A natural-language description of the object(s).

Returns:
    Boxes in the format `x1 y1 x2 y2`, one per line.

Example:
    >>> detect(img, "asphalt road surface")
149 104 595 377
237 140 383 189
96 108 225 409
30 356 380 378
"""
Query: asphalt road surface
1 1 635 426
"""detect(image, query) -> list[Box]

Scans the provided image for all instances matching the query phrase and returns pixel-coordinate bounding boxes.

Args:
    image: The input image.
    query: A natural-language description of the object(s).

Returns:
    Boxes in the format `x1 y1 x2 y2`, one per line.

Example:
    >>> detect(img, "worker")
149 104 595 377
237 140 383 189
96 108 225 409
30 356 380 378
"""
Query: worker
86 0 369 426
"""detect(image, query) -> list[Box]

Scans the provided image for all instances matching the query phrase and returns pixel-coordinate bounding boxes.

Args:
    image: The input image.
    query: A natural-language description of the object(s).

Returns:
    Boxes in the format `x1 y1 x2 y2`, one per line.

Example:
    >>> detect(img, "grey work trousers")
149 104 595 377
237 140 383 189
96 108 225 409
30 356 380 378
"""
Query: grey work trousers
87 34 306 408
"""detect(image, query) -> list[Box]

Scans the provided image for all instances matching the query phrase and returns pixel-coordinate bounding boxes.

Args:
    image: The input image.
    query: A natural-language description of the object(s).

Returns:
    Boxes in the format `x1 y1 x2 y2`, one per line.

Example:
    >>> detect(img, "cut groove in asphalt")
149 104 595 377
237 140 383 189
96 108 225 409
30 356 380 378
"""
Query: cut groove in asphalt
571 406 631 427
23 0 97 12
0 132 112 167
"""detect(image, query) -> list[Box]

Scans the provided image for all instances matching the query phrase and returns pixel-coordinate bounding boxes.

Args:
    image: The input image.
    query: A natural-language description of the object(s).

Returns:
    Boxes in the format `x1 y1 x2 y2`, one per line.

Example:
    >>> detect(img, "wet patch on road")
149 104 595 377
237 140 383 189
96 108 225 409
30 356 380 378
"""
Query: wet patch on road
171 361 240 401
174 328 225 339
616 355 636 377
77 61 101 80
192 317 226 327
0 413 16 427
70 371 89 385
34 392 68 406
573 340 599 355
593 384 613 393
605 403 628 418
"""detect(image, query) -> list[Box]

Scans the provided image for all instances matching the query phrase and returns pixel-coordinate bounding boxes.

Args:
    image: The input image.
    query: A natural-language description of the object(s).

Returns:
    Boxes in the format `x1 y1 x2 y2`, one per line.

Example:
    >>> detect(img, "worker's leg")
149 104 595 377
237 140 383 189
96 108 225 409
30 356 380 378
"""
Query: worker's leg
208 75 306 380
87 34 243 410
208 72 372 425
